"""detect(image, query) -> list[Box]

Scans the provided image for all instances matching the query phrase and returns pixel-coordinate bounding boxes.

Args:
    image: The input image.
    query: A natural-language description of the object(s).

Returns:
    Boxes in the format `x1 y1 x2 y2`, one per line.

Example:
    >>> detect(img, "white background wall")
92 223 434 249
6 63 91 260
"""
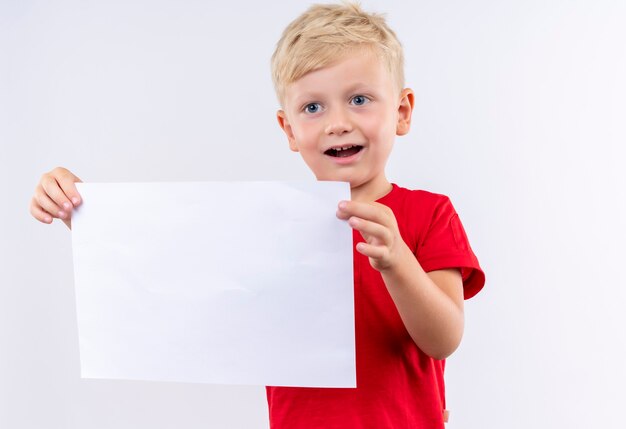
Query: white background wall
1 0 625 428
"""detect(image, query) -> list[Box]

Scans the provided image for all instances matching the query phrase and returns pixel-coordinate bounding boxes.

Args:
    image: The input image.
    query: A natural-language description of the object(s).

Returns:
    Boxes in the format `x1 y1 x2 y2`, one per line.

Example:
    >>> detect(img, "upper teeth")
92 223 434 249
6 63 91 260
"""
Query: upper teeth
334 145 356 151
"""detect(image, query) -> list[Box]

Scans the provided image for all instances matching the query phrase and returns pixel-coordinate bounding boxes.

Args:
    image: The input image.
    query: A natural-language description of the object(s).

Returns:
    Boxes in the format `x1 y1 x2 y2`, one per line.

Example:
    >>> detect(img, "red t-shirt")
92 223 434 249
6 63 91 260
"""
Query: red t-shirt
266 184 485 428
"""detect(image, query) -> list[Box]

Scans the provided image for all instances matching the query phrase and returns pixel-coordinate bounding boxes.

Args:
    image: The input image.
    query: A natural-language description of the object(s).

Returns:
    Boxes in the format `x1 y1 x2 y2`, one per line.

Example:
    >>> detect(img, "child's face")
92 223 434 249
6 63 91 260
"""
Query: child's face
277 49 413 198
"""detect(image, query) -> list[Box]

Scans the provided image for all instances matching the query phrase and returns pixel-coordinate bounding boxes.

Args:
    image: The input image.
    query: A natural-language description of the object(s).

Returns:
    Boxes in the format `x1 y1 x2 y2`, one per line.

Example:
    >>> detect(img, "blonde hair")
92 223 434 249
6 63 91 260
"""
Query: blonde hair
271 2 405 106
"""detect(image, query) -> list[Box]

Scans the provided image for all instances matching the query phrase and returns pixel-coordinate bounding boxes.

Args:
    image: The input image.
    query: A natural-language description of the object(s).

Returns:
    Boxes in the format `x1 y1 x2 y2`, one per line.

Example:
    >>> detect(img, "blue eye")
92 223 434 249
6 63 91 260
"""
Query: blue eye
351 95 369 106
304 103 321 114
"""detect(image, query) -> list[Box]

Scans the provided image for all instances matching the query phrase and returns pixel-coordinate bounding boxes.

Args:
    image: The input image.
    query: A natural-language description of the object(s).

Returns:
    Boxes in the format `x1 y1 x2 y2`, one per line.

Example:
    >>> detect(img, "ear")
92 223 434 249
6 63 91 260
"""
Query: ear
396 88 415 136
276 110 299 152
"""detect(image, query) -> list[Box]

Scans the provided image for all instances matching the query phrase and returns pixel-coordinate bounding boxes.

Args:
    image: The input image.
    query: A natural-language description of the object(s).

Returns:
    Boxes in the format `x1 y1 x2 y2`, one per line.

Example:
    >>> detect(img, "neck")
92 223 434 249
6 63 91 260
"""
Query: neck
350 176 392 202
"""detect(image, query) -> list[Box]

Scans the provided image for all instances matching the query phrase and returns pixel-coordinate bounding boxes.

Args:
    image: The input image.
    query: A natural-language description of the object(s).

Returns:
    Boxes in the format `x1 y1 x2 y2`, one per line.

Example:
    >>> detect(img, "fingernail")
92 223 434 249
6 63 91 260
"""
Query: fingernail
339 201 348 209
58 211 66 218
63 202 71 210
44 216 52 223
72 197 80 205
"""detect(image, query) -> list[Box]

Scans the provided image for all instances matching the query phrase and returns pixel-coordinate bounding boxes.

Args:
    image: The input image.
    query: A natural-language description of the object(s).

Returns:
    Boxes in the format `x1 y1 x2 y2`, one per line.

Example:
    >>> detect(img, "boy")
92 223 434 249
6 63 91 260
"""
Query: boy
30 2 484 428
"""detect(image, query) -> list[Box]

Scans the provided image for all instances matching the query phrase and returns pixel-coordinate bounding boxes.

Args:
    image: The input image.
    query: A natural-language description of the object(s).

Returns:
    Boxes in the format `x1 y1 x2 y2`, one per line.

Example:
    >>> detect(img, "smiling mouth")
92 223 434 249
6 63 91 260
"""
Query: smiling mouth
324 145 363 158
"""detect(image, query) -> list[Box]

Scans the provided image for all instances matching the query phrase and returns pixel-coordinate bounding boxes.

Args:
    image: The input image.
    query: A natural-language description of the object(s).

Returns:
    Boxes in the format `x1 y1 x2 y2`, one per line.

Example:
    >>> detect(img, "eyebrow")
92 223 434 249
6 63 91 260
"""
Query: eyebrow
343 83 378 94
291 83 379 106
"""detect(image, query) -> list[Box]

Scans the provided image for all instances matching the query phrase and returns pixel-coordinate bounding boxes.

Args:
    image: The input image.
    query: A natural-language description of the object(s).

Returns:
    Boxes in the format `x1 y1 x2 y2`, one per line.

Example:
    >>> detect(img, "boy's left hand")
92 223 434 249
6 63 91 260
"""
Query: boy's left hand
337 200 408 272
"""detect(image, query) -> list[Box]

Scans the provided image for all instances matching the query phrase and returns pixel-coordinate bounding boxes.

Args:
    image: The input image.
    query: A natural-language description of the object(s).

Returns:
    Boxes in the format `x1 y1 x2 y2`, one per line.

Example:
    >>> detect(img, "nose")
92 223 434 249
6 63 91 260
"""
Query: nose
324 107 353 136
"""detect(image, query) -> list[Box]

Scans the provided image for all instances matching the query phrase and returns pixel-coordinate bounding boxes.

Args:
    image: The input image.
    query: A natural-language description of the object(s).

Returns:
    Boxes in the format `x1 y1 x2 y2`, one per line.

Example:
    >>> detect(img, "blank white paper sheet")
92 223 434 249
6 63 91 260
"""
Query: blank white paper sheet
71 181 355 388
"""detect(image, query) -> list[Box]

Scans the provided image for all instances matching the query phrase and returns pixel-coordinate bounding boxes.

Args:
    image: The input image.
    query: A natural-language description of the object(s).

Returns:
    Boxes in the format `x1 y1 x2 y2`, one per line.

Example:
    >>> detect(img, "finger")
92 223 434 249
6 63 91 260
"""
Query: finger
337 200 393 225
355 241 388 260
41 174 74 212
34 185 69 219
29 198 53 224
62 218 72 230
348 216 392 244
55 169 83 206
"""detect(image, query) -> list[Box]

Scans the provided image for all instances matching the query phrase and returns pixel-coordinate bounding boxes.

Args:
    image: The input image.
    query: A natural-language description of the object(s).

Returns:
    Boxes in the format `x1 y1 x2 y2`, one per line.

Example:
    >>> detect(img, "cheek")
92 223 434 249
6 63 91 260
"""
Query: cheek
362 110 396 142
293 122 319 148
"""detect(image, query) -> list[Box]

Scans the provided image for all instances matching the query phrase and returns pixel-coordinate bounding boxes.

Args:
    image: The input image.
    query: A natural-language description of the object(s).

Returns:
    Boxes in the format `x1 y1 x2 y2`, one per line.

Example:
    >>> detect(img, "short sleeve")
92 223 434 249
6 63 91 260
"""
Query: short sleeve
415 196 485 299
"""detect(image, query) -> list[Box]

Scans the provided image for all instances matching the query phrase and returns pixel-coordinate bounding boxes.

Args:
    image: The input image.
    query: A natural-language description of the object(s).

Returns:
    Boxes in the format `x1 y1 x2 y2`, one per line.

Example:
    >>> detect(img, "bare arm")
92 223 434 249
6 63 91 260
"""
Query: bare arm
337 200 464 360
380 252 464 360
30 167 83 230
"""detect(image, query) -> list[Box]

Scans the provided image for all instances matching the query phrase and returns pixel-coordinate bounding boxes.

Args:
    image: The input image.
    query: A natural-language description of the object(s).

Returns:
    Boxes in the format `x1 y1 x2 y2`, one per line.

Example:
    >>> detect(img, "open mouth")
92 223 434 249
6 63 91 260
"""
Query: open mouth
324 145 363 158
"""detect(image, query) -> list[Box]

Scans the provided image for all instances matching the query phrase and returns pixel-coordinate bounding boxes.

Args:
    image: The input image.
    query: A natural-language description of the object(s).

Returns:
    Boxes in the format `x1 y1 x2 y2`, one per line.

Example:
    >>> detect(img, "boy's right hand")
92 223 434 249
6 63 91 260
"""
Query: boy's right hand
30 167 83 230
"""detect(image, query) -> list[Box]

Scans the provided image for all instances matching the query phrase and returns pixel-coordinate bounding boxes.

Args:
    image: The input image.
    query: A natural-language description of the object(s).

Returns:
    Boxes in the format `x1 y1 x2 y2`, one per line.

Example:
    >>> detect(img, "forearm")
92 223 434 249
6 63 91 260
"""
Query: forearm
336 199 465 359
380 245 464 360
